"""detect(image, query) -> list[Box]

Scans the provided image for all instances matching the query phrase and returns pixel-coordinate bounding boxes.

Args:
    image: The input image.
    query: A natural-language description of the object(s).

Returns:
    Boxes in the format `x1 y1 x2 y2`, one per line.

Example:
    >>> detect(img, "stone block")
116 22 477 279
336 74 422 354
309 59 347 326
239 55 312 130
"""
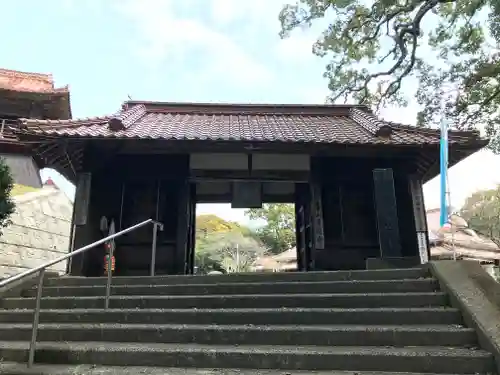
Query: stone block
0 187 72 278
430 260 500 374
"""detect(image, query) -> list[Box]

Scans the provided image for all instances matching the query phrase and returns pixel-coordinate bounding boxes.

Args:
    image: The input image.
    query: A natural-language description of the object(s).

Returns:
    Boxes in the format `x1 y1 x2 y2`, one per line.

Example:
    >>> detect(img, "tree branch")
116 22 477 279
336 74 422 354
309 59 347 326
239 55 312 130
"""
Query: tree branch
333 0 457 105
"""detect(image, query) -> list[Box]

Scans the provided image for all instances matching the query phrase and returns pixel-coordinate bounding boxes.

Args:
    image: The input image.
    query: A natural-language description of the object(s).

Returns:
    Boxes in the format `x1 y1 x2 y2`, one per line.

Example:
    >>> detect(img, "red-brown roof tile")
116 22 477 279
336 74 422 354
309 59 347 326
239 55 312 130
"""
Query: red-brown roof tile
0 68 69 94
16 101 486 146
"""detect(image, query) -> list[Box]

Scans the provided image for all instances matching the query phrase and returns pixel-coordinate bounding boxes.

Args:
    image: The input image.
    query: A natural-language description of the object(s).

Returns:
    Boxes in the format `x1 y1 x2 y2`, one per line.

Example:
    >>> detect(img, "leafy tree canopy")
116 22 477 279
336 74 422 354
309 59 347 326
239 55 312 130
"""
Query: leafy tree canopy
460 185 500 244
0 159 15 235
196 214 250 239
245 204 296 255
279 0 500 150
196 231 267 273
194 214 256 273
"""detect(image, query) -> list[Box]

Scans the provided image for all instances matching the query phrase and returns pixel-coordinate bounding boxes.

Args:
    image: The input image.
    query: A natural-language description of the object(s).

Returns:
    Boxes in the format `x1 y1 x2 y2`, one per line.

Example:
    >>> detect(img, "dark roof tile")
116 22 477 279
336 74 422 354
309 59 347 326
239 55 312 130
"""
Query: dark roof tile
16 101 486 146
0 68 69 94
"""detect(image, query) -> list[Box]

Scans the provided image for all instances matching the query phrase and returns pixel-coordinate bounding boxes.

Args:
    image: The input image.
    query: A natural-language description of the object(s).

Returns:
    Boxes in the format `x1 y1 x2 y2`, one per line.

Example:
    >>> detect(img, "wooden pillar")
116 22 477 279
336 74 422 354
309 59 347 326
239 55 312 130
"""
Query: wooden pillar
295 183 319 271
175 179 190 274
409 175 430 263
69 172 92 276
372 168 402 258
294 184 312 271
185 183 197 274
65 204 76 274
294 200 304 271
69 230 85 276
309 158 325 270
309 181 324 270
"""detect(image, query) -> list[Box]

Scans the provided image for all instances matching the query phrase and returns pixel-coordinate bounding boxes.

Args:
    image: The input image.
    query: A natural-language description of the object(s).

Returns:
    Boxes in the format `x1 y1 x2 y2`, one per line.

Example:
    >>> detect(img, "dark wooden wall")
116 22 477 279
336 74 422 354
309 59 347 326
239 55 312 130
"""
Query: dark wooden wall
313 156 418 270
70 147 421 276
71 152 191 276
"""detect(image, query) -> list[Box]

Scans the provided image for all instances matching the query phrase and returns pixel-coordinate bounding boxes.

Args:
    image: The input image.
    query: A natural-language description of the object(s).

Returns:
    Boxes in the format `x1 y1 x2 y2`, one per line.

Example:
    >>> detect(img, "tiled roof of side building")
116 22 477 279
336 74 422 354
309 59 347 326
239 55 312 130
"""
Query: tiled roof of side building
0 68 69 94
15 101 487 146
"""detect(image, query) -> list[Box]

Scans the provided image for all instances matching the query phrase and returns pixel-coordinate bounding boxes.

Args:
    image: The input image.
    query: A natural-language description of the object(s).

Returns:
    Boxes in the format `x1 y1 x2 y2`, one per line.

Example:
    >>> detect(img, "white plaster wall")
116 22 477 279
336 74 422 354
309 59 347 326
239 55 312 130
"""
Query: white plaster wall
0 186 73 278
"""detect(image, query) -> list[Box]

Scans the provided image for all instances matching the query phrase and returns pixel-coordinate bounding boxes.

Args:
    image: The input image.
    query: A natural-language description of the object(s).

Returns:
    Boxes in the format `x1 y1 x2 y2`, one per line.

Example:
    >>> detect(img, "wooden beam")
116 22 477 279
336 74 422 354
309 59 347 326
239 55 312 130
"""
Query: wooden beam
190 169 310 182
196 193 295 204
113 138 443 157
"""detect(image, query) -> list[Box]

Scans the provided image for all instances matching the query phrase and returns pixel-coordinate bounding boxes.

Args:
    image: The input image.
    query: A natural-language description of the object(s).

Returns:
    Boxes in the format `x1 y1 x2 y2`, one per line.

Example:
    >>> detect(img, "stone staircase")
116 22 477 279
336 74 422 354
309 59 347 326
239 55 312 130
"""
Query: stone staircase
0 267 496 374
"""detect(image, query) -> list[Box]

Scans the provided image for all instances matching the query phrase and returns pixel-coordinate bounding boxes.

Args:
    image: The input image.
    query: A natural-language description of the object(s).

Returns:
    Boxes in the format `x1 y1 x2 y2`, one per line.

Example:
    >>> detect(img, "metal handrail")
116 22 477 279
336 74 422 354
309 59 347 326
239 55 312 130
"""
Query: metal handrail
0 218 163 367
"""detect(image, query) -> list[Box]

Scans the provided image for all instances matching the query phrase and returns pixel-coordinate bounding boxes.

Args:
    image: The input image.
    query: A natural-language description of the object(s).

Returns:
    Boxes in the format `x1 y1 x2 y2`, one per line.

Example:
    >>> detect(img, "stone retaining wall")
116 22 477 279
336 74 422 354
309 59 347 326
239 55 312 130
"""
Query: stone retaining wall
0 186 73 278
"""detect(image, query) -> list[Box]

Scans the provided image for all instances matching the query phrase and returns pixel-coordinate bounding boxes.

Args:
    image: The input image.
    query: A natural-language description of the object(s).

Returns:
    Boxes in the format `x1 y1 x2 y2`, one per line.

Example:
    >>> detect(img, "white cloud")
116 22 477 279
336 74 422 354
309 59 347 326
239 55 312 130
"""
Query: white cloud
379 104 419 125
276 33 317 64
209 0 302 64
115 0 273 88
209 0 243 26
60 0 106 15
209 0 284 28
296 88 329 104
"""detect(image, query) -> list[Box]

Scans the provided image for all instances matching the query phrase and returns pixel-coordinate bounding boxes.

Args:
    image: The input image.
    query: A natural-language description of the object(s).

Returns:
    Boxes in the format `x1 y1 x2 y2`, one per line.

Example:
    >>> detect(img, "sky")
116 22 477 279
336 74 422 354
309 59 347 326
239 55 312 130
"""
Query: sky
2 0 499 225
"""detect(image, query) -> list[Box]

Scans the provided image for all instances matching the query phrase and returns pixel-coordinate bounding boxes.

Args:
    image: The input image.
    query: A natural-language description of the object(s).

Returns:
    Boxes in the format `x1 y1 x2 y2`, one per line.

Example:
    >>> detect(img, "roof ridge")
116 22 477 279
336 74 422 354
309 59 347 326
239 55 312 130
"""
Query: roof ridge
349 109 482 140
125 100 370 109
0 86 70 95
16 104 148 132
349 108 392 138
108 104 147 131
124 100 372 116
0 68 70 95
0 68 53 83
388 120 481 139
18 115 111 130
13 102 488 153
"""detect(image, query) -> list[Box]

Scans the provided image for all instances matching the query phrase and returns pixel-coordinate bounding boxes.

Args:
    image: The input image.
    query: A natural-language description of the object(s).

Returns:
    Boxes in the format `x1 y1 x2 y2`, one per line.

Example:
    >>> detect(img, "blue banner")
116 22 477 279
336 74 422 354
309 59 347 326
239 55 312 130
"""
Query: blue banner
439 119 449 227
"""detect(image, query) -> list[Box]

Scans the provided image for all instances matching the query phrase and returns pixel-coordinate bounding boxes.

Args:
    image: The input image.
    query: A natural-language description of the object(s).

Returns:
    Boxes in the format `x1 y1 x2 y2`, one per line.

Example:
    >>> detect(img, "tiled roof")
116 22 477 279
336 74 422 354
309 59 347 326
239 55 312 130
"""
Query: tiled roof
16 101 486 146
0 68 69 94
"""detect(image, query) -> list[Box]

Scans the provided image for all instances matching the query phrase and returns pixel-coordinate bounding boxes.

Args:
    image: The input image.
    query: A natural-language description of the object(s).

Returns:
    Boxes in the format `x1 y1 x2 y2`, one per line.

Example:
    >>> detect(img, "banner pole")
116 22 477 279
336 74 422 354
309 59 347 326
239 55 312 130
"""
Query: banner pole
439 119 449 227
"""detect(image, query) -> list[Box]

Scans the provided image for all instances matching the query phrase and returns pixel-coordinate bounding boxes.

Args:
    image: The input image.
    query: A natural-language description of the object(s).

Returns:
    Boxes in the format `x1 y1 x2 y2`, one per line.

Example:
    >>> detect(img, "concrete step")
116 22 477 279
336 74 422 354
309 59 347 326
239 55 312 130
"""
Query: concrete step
0 363 487 375
0 341 493 373
0 307 464 326
26 279 439 297
0 323 477 347
0 292 448 310
44 268 428 287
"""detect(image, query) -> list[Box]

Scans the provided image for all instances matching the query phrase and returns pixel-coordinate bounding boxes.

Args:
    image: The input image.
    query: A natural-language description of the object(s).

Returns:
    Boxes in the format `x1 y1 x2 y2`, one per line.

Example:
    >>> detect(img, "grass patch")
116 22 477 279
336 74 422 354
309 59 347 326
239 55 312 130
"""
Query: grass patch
11 184 40 196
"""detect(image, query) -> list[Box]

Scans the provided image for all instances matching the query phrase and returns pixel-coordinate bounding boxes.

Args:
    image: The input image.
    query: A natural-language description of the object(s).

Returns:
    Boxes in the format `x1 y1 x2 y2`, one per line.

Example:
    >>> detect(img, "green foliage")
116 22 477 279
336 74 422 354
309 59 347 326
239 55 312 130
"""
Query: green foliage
460 185 500 244
245 204 296 255
0 158 15 235
197 230 267 273
194 214 258 273
194 244 226 274
196 231 266 273
195 214 249 239
279 0 500 150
